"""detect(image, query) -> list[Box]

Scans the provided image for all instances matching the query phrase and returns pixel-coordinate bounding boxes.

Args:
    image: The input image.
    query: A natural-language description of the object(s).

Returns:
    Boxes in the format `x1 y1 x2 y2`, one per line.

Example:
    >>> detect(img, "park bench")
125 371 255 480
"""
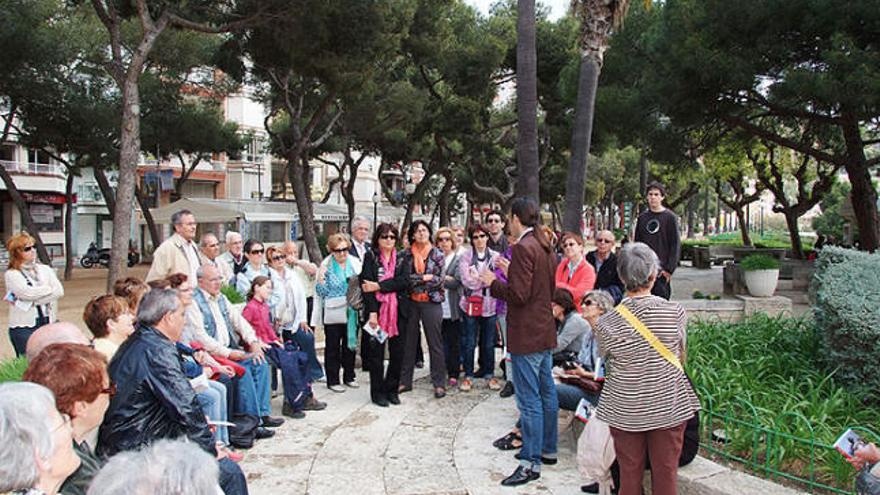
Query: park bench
692 245 737 269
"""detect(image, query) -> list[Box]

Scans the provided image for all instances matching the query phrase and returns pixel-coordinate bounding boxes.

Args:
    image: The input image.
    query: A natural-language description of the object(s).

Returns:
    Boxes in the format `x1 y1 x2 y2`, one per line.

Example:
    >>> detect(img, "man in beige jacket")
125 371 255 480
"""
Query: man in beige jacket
145 209 202 283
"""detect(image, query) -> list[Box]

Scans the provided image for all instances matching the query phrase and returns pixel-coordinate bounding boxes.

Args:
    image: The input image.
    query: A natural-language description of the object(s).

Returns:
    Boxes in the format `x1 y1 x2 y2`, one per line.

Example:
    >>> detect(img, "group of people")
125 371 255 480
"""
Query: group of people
2 182 700 495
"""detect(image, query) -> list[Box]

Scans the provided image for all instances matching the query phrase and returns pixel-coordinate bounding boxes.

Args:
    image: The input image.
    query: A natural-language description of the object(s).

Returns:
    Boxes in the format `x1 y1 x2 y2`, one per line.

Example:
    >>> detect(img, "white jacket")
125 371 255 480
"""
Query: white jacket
5 264 64 328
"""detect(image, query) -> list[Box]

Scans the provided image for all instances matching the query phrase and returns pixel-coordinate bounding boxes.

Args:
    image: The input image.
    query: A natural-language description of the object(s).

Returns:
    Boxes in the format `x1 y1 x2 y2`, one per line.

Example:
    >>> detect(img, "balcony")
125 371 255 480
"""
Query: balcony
77 183 105 205
0 159 65 177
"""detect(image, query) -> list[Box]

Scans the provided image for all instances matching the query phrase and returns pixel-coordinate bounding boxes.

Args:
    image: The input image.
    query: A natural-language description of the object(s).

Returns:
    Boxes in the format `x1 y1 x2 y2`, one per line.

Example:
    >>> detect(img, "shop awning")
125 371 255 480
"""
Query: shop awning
144 198 407 224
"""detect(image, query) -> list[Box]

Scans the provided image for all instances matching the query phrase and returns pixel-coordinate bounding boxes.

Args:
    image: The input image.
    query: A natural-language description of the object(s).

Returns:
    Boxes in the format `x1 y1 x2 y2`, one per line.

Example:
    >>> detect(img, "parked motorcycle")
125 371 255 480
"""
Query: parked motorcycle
80 242 139 268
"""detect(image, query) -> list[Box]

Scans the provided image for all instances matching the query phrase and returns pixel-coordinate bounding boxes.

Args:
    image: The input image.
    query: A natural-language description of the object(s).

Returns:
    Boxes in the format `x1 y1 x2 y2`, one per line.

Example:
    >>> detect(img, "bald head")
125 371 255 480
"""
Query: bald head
26 322 90 361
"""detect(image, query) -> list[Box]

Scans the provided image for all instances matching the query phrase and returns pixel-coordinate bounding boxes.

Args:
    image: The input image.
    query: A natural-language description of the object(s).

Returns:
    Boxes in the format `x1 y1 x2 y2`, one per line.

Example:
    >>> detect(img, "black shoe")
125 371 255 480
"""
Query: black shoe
434 387 446 399
500 381 515 398
514 452 557 465
415 361 424 369
500 466 540 486
372 398 390 407
254 427 275 440
582 482 598 493
303 397 327 411
387 394 401 405
261 415 285 428
282 402 306 418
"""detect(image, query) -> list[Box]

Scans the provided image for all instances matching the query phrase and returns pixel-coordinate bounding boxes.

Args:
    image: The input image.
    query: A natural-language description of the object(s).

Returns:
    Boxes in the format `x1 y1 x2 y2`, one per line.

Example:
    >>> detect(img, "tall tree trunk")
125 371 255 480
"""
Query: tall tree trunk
841 116 880 252
0 163 51 265
686 195 696 239
562 55 601 234
638 149 649 215
135 184 160 250
783 211 804 259
401 173 433 240
515 0 540 202
64 173 75 280
735 207 752 247
93 166 116 219
714 182 721 233
702 186 710 236
438 175 453 227
289 153 322 263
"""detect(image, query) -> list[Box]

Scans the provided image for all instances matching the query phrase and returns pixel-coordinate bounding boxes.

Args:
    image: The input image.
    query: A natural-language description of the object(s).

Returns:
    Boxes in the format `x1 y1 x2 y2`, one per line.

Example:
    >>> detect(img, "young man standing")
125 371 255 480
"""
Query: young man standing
485 209 509 254
634 182 681 300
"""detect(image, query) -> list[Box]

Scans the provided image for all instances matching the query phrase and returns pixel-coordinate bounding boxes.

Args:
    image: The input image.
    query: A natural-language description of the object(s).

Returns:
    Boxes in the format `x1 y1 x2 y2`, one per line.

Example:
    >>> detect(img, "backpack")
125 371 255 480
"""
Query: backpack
229 413 260 449
267 342 311 412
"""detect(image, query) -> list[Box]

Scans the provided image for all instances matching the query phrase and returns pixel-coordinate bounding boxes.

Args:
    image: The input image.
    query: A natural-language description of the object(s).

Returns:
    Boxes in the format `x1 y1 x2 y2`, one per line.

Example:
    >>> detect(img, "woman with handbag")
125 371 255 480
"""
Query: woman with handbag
457 224 501 392
588 242 700 495
5 232 64 357
314 234 361 393
360 223 409 406
435 227 464 388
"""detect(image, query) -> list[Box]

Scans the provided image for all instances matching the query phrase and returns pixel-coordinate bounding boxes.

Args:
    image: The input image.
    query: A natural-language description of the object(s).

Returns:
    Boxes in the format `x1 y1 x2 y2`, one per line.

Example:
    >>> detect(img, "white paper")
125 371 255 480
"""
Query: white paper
575 398 594 424
362 321 387 344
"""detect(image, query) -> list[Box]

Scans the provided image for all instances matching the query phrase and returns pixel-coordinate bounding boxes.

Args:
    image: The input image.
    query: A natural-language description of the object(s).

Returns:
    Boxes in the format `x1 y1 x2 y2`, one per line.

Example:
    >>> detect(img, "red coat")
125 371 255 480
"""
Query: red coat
555 258 596 312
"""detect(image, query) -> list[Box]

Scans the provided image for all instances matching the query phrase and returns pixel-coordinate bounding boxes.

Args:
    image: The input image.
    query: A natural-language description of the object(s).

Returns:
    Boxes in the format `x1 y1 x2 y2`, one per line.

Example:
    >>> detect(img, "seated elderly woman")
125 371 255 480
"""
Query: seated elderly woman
586 242 700 495
23 344 111 495
0 382 81 495
83 295 135 361
87 439 220 495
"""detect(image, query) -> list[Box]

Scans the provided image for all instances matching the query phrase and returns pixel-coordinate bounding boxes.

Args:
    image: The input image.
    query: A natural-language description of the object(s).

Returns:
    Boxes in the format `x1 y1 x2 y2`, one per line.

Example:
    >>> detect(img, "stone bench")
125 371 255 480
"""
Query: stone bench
693 245 737 269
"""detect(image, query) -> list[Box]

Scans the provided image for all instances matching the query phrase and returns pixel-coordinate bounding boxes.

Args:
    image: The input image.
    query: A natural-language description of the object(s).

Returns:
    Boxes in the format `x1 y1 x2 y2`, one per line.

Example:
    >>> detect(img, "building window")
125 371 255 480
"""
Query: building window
248 222 286 243
27 149 52 164
0 144 15 162
243 136 265 163
29 203 63 232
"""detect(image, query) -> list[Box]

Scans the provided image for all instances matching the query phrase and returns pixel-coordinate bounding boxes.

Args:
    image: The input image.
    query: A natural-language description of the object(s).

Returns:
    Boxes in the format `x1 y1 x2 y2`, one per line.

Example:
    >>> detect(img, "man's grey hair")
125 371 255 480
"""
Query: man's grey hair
170 209 194 226
86 439 220 495
199 232 217 247
196 264 218 281
616 242 661 292
225 231 241 243
0 382 57 492
137 288 181 327
583 290 615 314
352 216 370 228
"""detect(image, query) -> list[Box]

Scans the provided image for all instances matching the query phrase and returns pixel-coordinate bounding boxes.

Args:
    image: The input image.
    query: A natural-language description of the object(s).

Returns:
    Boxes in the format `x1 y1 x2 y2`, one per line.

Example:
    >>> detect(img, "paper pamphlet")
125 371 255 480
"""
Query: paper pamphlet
834 428 866 459
575 398 594 423
362 321 387 344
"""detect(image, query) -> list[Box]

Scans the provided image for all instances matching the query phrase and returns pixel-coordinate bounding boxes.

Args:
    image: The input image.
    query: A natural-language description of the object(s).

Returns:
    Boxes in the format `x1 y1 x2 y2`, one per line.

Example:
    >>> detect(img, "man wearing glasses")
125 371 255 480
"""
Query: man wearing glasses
146 209 202 284
485 209 509 254
199 232 233 284
585 230 625 304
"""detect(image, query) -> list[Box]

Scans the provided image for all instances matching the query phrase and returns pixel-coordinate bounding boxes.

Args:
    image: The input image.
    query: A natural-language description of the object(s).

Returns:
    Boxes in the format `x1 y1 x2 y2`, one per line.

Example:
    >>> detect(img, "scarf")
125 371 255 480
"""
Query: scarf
329 256 358 350
411 241 432 302
375 250 399 338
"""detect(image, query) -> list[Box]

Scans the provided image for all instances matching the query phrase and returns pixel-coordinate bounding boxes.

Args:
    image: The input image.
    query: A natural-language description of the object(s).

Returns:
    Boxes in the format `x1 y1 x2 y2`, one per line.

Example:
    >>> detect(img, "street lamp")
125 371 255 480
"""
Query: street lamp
372 190 379 231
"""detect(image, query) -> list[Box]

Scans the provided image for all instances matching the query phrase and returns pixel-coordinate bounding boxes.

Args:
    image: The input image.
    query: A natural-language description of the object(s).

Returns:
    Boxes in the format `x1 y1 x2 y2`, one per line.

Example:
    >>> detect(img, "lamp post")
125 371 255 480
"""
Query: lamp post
372 190 379 231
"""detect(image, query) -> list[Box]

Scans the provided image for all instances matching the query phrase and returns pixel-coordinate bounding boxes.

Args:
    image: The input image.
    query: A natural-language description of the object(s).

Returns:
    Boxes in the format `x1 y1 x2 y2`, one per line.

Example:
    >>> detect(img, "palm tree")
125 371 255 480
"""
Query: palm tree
516 0 540 202
562 0 636 234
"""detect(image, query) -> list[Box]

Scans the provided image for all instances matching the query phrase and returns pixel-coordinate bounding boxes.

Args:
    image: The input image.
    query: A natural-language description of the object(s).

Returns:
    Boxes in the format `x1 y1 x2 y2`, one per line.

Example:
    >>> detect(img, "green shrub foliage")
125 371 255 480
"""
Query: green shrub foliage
220 284 245 305
0 357 28 383
812 246 880 401
739 253 781 271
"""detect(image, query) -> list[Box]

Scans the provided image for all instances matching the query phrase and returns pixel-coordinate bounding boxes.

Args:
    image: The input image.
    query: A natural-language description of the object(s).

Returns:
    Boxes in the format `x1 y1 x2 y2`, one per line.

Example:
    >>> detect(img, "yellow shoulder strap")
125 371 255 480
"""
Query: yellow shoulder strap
615 303 683 372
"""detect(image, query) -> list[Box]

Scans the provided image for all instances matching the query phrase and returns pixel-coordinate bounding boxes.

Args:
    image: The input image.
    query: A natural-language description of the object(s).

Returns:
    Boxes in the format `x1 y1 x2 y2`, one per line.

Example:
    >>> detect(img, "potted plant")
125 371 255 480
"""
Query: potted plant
740 254 781 297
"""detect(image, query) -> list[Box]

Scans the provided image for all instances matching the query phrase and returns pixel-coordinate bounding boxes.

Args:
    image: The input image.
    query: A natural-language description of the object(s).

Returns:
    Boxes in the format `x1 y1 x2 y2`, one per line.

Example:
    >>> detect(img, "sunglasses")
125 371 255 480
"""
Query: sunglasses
582 299 594 307
272 255 285 261
380 235 397 240
23 245 35 252
332 248 348 254
249 249 264 255
596 239 613 244
472 234 487 240
101 382 117 396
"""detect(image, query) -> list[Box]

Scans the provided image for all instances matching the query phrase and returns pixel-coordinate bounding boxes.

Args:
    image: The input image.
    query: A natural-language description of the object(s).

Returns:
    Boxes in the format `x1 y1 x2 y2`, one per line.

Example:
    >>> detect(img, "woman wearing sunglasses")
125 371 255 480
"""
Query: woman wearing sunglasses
555 232 596 312
360 223 409 406
234 239 270 298
5 232 64 357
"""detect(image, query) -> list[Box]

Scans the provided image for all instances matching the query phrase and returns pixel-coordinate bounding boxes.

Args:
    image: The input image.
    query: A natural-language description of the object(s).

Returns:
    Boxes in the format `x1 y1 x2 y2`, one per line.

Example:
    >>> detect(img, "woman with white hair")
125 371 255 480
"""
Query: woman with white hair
87 439 220 495
587 242 700 495
0 382 81 495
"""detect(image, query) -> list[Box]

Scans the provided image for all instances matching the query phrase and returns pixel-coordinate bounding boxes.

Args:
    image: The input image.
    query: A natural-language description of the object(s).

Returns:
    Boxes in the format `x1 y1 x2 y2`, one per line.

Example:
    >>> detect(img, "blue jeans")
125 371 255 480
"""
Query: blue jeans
8 326 38 357
236 358 271 417
197 380 229 445
218 457 249 495
555 382 599 411
284 328 324 382
461 315 497 379
511 351 558 471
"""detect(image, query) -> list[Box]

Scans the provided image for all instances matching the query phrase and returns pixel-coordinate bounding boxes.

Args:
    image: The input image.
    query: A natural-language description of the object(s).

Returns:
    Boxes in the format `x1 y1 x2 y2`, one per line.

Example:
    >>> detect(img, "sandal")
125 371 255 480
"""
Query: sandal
493 431 523 451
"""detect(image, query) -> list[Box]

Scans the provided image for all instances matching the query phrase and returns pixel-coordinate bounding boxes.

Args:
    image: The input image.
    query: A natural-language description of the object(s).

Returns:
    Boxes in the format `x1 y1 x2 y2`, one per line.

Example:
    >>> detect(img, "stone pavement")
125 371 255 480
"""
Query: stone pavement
240 369 584 495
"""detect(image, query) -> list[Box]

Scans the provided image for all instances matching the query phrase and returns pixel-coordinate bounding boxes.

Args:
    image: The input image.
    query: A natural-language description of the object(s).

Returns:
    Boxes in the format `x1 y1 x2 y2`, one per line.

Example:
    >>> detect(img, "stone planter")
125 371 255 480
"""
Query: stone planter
743 269 779 297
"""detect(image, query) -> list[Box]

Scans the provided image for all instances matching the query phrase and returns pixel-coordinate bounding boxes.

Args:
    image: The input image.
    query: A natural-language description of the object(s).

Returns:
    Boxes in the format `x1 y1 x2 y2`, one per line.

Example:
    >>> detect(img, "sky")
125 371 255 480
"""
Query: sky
464 0 570 21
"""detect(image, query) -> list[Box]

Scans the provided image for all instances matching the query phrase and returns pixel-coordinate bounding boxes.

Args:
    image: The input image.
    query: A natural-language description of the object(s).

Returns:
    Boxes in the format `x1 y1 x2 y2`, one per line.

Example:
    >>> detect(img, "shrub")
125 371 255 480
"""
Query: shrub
739 253 781 271
812 246 880 402
220 284 245 304
0 357 28 383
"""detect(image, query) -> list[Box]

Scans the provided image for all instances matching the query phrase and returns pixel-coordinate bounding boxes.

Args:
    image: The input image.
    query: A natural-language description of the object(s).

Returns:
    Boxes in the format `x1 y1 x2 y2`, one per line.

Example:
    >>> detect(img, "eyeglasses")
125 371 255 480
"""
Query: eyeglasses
101 382 117 396
582 299 594 307
596 239 613 244
23 245 35 252
472 234 487 240
271 255 285 261
332 248 348 254
380 235 397 240
563 242 579 248
249 249 264 255
486 218 502 224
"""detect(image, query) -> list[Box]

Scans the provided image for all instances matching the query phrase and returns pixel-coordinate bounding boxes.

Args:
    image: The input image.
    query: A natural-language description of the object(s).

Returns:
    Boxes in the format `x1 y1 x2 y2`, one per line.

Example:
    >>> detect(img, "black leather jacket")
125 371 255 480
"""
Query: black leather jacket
97 324 215 458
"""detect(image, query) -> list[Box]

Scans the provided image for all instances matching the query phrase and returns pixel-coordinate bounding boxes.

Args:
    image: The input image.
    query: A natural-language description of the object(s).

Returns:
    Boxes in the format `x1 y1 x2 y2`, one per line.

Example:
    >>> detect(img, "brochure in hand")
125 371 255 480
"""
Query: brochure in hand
834 428 867 460
362 321 387 344
575 398 595 424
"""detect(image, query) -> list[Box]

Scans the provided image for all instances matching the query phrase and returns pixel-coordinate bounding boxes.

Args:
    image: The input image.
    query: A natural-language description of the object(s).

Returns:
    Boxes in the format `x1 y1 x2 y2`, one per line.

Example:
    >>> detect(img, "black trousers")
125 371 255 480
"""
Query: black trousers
365 324 406 401
442 318 462 379
324 323 356 386
652 276 672 300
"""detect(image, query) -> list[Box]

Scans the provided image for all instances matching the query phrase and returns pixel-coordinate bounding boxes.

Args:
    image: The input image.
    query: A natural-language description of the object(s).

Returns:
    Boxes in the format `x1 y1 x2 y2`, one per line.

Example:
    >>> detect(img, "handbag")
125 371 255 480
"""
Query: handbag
465 294 483 317
560 374 604 394
577 407 616 495
346 275 364 311
323 296 348 324
21 270 51 327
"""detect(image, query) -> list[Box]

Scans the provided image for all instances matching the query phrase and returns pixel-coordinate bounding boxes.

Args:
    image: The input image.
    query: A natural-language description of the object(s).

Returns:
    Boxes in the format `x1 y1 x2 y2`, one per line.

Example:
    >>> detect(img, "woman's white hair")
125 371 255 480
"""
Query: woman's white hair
616 242 661 292
87 439 220 495
0 382 57 492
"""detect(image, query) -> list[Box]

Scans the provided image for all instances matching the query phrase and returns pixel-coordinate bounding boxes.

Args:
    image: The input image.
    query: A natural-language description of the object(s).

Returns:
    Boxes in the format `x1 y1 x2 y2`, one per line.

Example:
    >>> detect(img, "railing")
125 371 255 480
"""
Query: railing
698 386 875 494
0 159 64 176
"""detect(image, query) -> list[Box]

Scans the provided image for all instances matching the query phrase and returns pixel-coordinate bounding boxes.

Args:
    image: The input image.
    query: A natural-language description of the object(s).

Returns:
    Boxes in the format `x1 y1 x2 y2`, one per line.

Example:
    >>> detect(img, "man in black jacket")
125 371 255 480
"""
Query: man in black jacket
98 288 248 495
585 230 625 304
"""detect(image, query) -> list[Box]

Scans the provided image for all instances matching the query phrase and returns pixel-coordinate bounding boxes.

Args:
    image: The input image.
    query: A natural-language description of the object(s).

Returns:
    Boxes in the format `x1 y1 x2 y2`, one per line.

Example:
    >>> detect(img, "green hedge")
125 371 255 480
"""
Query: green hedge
812 246 880 402
0 357 28 383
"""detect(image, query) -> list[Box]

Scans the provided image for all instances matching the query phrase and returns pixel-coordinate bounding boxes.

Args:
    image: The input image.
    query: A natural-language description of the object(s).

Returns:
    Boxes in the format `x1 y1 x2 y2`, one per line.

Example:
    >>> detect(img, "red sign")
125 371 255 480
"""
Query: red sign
20 192 75 205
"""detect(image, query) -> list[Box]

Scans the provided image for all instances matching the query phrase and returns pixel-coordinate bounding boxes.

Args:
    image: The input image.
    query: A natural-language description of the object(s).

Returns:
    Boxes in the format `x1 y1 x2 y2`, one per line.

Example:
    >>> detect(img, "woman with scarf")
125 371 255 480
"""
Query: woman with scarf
360 223 409 406
4 232 64 357
313 234 361 393
398 220 448 399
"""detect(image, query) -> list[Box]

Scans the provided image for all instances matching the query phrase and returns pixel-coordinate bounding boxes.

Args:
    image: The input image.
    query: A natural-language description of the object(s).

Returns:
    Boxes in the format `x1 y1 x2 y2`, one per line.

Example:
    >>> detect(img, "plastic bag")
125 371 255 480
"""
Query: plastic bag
577 408 616 495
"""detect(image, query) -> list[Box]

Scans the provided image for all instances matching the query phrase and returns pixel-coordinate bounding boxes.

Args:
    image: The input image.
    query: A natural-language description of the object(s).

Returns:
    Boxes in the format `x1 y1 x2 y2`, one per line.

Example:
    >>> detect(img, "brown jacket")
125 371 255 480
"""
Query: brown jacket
489 230 557 355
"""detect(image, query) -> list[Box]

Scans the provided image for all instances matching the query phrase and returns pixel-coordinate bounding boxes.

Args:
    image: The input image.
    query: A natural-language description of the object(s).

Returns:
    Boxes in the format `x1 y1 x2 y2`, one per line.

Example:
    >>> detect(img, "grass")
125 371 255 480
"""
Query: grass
688 315 875 490
0 357 28 383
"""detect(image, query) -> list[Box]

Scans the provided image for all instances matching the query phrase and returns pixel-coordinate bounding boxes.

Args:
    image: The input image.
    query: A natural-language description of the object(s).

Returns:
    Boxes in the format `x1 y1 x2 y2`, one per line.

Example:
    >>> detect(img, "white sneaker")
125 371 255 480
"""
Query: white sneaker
328 384 346 393
344 380 360 389
316 376 327 383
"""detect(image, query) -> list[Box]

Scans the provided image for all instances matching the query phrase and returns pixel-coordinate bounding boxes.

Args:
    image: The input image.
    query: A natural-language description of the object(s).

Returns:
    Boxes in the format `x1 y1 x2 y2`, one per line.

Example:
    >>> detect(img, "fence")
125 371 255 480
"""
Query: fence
698 386 876 494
